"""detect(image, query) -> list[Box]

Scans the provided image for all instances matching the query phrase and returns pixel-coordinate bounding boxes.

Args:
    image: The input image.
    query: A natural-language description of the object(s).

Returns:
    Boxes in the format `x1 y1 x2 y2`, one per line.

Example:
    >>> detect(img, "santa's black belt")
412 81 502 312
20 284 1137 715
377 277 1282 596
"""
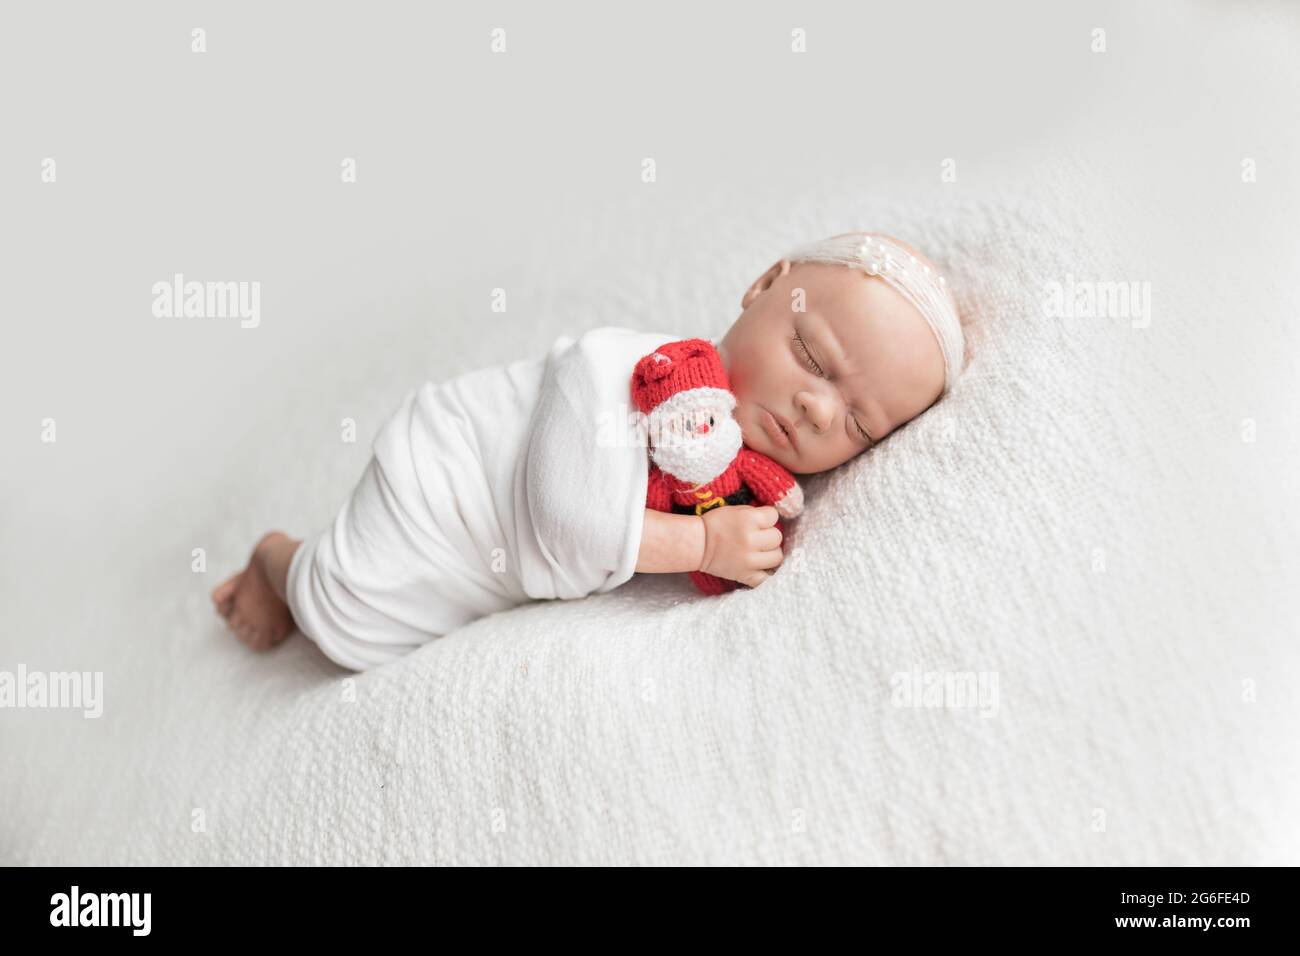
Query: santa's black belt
670 484 754 516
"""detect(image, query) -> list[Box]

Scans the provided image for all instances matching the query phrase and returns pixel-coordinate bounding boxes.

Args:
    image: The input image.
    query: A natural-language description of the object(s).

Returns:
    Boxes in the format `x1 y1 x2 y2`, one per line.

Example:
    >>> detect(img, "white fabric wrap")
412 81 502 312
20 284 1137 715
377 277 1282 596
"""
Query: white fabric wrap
287 325 680 670
518 326 681 599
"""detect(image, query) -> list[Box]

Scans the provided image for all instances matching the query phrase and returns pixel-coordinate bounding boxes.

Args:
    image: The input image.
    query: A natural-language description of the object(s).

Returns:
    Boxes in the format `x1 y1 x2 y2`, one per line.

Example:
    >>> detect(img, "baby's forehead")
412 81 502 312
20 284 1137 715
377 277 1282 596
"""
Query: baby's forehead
789 257 936 362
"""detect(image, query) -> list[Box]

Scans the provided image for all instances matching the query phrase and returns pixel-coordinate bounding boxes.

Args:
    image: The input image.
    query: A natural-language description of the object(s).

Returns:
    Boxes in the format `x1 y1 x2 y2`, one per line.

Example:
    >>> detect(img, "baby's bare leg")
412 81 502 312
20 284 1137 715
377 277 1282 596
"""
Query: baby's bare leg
212 531 301 652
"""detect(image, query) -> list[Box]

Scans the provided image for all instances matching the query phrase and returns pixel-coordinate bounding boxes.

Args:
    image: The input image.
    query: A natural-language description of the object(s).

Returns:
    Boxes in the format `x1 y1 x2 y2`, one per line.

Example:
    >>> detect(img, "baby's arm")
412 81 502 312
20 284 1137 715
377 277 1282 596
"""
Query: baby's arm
636 506 783 587
637 468 706 573
636 510 706 573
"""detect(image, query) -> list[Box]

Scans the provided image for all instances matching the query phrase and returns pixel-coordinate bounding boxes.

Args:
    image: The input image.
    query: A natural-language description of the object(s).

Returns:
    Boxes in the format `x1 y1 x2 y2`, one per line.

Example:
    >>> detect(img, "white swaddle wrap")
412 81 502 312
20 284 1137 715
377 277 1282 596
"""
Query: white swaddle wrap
287 326 682 671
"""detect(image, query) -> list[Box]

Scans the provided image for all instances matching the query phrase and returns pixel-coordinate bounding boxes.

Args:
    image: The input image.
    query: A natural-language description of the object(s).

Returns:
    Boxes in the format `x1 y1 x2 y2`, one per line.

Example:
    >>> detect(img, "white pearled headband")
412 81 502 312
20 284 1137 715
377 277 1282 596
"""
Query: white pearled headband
784 232 965 393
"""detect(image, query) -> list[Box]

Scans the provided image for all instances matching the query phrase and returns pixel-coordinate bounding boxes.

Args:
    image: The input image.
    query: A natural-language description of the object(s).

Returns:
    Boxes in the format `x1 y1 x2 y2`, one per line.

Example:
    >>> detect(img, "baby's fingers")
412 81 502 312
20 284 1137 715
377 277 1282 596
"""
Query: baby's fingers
740 569 772 588
753 546 784 571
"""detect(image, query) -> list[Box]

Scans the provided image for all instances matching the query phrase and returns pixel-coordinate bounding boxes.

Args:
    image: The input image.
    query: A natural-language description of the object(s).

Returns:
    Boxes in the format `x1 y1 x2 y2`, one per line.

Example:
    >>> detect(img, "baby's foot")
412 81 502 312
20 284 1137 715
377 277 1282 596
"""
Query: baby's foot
212 532 297 652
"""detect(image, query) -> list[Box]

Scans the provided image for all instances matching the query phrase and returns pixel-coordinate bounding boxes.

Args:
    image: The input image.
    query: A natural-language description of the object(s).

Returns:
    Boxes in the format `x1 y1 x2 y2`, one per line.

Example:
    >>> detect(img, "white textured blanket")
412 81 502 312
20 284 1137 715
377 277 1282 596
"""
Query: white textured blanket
6 166 1295 864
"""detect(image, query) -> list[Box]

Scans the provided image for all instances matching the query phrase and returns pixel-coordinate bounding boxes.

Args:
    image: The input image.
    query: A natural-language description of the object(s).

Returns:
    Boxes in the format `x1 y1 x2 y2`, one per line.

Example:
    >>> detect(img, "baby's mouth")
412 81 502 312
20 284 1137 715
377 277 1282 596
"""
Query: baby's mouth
759 405 795 451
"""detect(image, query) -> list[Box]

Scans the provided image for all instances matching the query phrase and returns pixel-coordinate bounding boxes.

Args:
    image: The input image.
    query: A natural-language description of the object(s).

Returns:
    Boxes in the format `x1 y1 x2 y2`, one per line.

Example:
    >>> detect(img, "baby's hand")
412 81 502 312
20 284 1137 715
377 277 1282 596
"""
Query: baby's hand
699 505 784 588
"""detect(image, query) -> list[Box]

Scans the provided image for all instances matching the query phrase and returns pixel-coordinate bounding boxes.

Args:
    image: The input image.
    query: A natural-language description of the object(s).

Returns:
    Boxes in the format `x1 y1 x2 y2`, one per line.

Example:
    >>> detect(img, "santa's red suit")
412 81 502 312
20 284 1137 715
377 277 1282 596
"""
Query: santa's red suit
632 339 804 595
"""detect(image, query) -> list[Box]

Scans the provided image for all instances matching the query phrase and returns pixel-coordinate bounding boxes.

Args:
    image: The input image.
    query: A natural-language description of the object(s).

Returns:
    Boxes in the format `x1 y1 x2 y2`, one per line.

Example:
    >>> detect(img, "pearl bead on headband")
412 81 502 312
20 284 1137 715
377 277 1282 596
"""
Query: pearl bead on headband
784 232 965 394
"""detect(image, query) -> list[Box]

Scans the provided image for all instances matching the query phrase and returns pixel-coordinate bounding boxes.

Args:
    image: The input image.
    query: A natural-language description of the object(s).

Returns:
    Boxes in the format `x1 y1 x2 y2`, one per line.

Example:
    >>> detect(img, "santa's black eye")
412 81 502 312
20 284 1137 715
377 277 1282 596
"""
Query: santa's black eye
709 416 714 426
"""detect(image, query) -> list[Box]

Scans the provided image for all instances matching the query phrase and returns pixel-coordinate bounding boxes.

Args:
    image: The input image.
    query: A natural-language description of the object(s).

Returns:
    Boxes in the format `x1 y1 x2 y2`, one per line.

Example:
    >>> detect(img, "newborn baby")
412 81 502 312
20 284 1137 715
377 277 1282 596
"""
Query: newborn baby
212 232 964 670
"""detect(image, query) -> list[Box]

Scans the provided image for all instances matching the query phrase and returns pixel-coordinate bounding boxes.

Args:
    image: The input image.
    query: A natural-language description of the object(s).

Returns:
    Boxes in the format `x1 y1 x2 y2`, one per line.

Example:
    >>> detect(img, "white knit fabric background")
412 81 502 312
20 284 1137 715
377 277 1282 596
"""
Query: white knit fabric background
2 2 1297 865
5 152 1297 864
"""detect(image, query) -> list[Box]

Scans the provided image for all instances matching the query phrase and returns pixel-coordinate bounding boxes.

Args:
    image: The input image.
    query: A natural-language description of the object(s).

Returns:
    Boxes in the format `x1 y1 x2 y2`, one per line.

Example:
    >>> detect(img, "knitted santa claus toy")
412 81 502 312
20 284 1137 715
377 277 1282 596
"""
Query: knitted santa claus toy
631 338 804 595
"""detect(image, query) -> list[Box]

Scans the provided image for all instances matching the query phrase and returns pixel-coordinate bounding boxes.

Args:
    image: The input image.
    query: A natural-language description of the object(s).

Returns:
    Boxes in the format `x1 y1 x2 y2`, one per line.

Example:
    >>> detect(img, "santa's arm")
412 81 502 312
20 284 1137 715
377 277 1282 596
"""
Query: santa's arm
735 447 804 518
645 465 674 512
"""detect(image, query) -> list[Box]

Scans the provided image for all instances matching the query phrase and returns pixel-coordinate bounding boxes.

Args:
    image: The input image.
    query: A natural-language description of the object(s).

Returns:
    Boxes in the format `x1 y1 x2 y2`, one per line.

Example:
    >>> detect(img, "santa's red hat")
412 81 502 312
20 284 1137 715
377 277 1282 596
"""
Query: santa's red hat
631 338 733 418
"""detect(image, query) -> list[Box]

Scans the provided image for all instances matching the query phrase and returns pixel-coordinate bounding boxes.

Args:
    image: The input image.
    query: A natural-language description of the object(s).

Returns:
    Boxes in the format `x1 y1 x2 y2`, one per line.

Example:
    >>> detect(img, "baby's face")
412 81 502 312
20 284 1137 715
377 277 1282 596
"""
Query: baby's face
717 240 946 475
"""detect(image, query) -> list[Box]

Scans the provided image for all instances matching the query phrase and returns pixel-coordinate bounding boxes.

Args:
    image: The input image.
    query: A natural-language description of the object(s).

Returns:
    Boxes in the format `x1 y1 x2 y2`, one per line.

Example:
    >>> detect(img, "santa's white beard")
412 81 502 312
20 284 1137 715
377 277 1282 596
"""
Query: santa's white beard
650 416 743 486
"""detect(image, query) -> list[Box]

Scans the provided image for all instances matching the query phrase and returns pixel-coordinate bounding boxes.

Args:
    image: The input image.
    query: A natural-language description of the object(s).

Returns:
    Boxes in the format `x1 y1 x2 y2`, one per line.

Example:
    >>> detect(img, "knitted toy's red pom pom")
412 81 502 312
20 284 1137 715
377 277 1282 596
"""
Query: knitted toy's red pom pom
637 351 675 382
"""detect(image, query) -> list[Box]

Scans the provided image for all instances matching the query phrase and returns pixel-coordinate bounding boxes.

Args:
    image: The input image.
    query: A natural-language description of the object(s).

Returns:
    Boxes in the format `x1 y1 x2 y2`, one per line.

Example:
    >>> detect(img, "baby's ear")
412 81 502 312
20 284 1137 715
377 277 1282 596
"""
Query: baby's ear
741 259 792 308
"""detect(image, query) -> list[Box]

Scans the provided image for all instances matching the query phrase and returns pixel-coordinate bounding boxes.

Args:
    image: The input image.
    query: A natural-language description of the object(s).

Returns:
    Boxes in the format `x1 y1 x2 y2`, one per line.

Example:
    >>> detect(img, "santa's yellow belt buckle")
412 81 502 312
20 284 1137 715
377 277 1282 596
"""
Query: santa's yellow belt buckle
695 495 725 515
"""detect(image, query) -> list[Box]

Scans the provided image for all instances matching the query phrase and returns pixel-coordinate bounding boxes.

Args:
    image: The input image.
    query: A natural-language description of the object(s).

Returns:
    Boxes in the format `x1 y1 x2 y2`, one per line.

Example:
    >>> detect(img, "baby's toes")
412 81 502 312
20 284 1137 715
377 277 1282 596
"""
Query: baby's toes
212 573 240 615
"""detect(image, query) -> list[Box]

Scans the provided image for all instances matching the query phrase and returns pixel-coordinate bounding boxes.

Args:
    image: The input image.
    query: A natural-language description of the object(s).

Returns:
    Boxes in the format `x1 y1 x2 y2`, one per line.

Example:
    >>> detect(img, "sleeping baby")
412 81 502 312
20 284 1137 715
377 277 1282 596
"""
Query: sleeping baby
212 231 965 670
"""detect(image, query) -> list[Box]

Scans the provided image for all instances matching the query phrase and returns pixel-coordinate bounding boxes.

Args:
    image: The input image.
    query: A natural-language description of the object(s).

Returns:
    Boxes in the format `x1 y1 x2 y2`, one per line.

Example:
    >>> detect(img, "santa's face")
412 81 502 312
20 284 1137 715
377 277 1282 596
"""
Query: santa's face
648 390 743 487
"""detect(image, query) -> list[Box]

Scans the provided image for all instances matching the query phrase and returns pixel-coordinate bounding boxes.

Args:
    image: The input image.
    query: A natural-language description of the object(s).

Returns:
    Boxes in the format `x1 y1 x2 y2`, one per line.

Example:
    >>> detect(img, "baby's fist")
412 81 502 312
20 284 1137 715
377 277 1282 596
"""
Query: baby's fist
699 504 784 589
